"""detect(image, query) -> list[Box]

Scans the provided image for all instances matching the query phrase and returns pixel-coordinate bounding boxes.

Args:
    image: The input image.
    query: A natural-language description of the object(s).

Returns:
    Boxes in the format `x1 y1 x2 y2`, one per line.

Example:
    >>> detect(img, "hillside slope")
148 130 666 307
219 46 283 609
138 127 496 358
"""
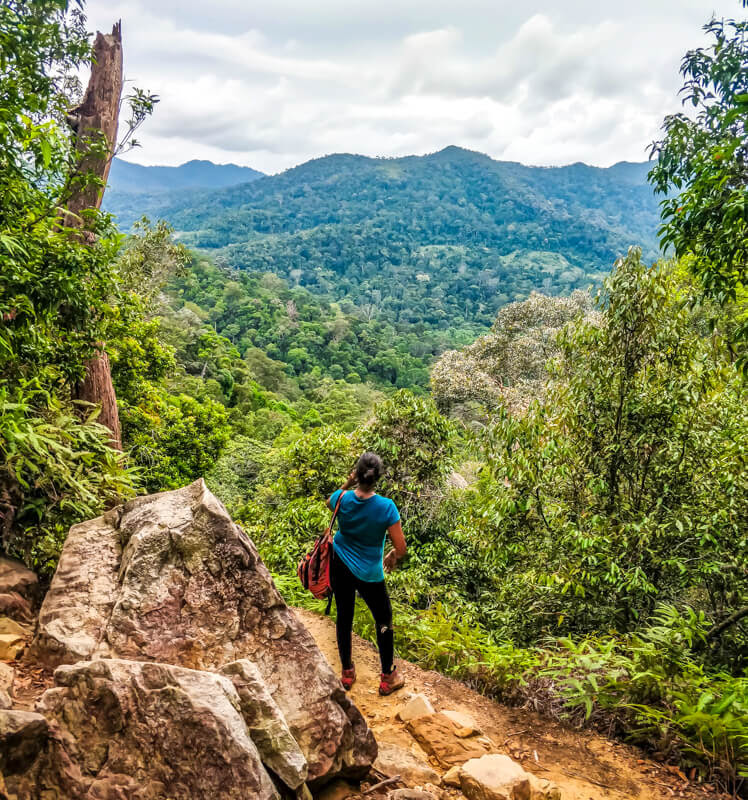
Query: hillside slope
146 147 661 331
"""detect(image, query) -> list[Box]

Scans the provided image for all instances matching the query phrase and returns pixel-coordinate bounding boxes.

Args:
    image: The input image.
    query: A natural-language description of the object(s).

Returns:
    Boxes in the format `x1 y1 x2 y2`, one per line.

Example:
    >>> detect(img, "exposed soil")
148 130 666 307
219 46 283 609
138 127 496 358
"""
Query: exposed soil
295 608 729 800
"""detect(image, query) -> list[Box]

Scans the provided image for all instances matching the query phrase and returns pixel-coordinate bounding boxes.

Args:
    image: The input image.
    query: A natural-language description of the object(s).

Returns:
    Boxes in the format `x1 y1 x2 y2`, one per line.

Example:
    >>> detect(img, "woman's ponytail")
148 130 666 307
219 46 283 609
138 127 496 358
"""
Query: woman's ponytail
356 452 383 489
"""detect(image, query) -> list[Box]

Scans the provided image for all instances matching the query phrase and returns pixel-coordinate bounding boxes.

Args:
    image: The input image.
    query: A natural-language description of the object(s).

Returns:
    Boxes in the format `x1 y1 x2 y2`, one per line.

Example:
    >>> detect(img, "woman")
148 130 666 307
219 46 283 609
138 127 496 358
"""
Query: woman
327 452 407 695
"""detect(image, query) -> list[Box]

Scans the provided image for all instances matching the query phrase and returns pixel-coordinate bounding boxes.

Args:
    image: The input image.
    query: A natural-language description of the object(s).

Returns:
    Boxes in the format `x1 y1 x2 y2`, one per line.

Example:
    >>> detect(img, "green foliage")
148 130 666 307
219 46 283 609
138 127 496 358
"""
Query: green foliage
121 391 230 493
358 390 455 529
167 256 436 391
432 290 595 415
204 436 267 515
649 16 748 365
0 0 140 572
0 386 136 576
472 251 747 646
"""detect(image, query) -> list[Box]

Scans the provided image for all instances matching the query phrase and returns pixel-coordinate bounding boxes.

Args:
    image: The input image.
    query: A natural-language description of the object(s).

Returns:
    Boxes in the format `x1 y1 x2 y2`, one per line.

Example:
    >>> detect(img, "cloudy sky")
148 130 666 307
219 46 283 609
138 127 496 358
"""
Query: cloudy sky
83 0 742 173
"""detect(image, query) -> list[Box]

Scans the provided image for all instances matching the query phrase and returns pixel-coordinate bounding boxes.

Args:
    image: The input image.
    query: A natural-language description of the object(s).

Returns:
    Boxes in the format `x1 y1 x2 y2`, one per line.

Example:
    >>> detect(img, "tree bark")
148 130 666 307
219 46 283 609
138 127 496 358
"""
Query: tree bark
69 23 123 449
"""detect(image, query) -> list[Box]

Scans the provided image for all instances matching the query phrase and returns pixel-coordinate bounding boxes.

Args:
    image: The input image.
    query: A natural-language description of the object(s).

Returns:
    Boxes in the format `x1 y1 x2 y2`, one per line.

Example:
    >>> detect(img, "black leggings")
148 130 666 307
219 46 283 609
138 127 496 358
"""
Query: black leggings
331 550 394 674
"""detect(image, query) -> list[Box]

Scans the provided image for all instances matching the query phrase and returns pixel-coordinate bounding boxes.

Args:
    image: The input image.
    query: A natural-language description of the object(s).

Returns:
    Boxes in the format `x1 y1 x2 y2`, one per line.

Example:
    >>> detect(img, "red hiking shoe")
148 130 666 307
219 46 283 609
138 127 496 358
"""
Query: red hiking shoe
341 665 356 691
378 667 405 696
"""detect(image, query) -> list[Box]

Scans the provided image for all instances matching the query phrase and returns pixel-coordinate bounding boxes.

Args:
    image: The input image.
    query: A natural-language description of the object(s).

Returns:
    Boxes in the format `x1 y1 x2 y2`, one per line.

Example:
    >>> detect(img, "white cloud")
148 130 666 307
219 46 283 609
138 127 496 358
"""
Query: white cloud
82 0 744 172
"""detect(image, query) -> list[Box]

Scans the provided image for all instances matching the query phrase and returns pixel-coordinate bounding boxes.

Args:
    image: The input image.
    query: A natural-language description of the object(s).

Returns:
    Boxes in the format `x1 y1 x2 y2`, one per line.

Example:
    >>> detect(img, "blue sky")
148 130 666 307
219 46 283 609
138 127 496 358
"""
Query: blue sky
84 0 744 172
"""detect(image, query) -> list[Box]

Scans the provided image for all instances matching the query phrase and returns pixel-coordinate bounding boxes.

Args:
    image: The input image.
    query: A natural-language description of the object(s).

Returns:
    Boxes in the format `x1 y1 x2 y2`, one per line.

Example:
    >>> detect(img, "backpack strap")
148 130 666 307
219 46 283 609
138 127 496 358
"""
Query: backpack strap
326 489 347 537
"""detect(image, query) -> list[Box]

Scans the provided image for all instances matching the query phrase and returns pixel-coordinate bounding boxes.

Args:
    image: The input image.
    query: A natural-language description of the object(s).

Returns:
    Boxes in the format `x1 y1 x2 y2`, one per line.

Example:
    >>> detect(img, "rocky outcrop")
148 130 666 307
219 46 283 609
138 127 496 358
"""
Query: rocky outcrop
6 659 280 799
31 479 376 784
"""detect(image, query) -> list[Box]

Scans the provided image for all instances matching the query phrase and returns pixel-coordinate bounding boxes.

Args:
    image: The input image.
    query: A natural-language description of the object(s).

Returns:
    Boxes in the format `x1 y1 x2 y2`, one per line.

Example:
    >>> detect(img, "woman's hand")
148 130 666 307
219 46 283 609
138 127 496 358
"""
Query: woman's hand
383 550 399 573
343 470 357 490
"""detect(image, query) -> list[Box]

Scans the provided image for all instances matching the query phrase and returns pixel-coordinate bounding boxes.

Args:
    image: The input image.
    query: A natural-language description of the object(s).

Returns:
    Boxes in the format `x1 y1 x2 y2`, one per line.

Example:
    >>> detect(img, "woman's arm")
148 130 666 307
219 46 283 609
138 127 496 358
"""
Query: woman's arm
327 470 357 509
383 521 406 572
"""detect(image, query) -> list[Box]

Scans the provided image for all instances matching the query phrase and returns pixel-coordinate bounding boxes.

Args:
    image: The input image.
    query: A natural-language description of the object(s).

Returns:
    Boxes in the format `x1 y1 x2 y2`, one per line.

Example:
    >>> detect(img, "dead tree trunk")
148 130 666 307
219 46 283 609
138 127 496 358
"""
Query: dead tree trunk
69 23 123 449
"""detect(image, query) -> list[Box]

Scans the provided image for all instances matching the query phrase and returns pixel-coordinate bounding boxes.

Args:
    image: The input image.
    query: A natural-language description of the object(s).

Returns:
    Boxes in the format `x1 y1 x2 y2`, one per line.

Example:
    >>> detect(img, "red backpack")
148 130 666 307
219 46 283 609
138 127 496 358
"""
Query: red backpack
297 490 346 612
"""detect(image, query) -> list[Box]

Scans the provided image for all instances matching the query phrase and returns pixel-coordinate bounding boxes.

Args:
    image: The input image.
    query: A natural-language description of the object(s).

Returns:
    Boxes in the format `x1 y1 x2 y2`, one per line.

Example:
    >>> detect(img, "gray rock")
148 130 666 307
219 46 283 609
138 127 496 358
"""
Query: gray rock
32 479 376 784
396 693 435 721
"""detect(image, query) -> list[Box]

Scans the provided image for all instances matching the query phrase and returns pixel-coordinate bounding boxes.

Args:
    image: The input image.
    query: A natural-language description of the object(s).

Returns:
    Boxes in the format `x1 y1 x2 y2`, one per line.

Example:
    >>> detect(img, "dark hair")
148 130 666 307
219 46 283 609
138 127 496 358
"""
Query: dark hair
355 452 383 488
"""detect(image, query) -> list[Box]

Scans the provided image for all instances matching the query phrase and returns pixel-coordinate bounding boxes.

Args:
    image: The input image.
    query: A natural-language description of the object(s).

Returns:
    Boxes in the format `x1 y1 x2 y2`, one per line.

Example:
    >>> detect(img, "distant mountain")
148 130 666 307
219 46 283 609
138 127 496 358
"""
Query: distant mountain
105 159 264 227
114 146 662 333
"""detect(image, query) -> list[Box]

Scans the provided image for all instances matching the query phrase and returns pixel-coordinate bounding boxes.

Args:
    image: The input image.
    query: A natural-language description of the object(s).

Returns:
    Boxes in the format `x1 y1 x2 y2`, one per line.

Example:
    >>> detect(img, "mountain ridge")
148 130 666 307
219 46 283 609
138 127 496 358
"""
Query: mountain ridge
108 157 265 194
105 145 661 337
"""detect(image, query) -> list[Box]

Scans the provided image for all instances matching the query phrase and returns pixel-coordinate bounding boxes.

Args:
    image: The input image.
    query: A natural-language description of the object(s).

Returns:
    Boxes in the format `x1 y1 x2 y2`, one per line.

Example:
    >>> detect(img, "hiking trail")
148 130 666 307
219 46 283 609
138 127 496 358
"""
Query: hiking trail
296 608 724 800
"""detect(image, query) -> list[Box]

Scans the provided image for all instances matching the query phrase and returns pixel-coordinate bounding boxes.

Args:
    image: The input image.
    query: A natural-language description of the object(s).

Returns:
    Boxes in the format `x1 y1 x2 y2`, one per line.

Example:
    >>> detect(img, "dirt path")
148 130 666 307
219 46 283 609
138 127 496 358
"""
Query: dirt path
295 608 726 800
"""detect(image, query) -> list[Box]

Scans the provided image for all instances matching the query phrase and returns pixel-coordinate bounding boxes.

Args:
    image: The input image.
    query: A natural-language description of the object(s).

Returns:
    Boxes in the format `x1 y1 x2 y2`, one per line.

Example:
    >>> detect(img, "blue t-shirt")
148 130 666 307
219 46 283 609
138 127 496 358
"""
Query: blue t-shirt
329 489 400 582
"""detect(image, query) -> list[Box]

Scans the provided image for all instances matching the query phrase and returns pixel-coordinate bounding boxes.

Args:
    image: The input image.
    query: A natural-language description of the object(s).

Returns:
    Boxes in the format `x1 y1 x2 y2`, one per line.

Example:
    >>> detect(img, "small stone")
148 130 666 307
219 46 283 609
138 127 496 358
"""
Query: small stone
0 661 14 693
396 693 435 722
442 766 462 787
0 618 30 638
0 689 11 709
388 790 436 800
374 741 440 785
528 774 562 800
441 709 481 735
0 634 25 660
460 754 532 800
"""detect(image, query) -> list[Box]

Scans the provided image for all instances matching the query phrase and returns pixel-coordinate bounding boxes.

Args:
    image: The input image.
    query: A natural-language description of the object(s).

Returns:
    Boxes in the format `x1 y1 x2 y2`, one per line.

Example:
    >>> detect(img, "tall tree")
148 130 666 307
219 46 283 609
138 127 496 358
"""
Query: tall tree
648 15 748 367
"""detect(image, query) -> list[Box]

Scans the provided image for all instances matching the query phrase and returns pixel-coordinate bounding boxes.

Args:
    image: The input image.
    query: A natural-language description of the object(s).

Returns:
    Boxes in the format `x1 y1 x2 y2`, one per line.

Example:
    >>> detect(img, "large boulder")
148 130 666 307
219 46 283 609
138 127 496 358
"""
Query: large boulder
32 479 376 783
4 658 279 799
